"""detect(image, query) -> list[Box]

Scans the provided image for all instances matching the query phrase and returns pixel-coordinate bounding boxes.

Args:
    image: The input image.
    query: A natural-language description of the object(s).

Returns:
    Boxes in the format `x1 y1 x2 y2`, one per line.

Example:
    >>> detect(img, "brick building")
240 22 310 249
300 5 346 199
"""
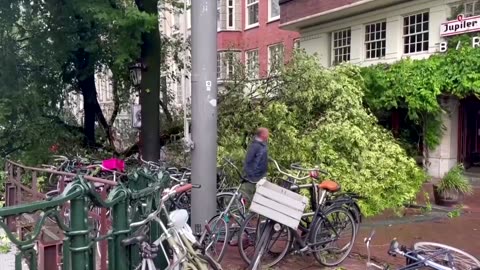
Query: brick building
217 0 300 81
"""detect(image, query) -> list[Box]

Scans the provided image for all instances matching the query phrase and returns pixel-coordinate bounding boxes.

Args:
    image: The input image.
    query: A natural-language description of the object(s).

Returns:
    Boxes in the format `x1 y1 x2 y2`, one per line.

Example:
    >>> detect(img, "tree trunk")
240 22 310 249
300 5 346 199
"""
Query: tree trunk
79 73 97 147
137 0 161 162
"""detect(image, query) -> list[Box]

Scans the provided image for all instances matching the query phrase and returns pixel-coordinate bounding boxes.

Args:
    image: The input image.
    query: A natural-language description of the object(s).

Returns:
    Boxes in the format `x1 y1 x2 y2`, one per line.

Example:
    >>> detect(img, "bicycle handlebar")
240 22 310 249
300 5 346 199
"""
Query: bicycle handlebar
290 163 328 175
129 183 198 228
222 157 248 181
269 158 309 181
121 234 148 247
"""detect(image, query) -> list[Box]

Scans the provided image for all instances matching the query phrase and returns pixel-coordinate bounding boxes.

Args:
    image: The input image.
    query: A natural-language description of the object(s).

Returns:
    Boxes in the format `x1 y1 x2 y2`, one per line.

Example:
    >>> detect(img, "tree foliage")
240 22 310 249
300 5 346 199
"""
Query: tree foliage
0 0 188 163
218 53 426 216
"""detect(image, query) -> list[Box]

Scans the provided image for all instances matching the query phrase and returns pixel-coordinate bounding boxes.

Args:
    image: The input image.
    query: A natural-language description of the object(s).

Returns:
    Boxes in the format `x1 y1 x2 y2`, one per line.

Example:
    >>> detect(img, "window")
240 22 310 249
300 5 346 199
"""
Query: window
332 29 351 64
245 49 259 79
176 83 183 105
217 51 239 80
227 0 235 29
173 11 181 32
403 12 429 54
269 0 280 21
268 43 284 74
464 1 480 17
246 0 259 27
293 39 301 49
187 0 191 29
217 0 220 31
217 53 221 78
365 21 386 59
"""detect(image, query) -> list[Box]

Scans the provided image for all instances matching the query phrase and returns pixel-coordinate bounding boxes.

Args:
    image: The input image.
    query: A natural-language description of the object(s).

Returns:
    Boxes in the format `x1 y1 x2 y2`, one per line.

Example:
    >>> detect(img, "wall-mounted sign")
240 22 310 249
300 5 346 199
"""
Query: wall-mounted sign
440 14 480 37
438 36 480 52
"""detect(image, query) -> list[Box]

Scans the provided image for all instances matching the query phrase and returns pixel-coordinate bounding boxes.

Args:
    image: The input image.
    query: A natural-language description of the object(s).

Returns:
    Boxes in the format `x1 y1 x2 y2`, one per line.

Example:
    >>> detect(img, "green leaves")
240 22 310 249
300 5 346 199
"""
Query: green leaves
218 52 426 216
363 34 480 148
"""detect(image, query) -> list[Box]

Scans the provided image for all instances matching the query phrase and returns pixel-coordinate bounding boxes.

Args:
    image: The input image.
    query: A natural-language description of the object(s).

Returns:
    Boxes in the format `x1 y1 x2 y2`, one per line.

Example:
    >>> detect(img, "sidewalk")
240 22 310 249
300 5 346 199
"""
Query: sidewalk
222 184 480 269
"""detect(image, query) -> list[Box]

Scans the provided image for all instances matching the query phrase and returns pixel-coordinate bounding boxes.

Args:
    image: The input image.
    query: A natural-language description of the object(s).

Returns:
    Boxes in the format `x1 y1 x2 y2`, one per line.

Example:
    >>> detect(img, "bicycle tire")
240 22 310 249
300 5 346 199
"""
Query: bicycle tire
325 194 362 233
216 192 245 218
198 253 223 270
248 221 274 270
202 214 230 263
238 213 291 267
310 206 356 267
413 242 480 270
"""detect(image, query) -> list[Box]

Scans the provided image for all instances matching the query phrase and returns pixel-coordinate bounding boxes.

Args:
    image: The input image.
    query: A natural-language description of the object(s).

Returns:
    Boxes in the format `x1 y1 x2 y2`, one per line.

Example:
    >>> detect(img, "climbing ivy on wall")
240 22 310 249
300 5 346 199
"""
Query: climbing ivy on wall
362 34 480 149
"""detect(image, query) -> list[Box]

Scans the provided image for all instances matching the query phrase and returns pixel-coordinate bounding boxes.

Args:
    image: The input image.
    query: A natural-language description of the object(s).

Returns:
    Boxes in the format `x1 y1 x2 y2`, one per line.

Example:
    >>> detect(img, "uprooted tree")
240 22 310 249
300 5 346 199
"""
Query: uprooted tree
0 0 188 163
217 52 426 216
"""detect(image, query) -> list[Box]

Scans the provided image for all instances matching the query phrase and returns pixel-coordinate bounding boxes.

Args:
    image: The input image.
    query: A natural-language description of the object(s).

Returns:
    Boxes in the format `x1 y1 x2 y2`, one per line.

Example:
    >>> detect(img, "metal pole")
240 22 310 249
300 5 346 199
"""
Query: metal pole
190 0 217 234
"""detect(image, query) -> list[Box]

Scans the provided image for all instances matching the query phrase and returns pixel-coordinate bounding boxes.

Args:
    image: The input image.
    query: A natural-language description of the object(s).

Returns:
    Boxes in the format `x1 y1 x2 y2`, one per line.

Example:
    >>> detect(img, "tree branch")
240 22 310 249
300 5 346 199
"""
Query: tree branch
108 77 120 127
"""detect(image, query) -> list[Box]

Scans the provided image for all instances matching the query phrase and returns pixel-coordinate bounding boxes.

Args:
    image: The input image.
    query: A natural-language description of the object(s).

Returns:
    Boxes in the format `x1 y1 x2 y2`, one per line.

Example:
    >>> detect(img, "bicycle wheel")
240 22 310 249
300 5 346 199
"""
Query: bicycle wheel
238 213 291 267
198 253 222 270
216 192 245 218
413 242 480 270
202 214 230 262
248 221 274 270
310 206 356 267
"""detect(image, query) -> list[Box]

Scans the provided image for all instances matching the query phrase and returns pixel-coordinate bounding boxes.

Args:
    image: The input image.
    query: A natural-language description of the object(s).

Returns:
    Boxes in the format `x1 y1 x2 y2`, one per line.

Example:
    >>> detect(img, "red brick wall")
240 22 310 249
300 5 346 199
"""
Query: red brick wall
280 0 362 24
217 0 300 77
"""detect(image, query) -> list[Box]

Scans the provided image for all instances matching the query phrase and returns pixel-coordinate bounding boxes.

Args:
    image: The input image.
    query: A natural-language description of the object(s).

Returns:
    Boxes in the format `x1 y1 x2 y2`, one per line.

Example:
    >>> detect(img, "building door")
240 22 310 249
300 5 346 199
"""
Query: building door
458 101 467 164
458 96 480 167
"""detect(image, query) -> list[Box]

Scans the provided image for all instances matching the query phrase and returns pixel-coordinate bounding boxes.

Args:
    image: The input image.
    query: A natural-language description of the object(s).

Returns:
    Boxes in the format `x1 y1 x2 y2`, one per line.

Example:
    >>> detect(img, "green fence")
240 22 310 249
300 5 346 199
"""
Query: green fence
0 162 170 270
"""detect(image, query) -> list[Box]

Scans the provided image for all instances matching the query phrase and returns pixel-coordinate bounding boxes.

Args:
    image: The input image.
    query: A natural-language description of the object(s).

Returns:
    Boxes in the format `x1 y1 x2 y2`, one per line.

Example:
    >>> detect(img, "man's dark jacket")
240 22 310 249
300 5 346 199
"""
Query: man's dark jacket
243 139 268 182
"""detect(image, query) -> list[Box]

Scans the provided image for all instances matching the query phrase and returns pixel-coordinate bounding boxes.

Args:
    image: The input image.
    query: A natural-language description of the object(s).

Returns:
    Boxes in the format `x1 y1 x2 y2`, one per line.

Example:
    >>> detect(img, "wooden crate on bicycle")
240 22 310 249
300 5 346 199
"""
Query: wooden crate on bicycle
250 179 308 229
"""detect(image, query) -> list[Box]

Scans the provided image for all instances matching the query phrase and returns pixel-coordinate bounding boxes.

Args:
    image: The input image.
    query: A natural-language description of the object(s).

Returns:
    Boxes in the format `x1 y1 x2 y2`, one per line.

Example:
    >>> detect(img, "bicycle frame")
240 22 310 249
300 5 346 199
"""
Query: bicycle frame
198 185 246 244
365 232 457 270
129 184 216 270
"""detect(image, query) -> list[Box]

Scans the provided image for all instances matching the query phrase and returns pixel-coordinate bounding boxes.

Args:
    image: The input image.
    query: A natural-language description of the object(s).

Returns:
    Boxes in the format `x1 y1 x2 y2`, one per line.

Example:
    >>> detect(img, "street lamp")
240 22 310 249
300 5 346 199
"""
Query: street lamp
129 62 144 87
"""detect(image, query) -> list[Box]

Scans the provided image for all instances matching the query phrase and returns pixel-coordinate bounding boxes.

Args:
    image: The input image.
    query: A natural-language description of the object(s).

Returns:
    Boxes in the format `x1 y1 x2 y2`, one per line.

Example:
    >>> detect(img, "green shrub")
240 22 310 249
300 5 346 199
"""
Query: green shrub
438 164 473 195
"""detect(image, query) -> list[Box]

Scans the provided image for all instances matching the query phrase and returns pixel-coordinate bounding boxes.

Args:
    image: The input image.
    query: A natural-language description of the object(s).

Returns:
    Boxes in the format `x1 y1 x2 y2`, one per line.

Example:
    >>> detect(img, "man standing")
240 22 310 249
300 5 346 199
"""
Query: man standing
229 127 269 247
241 127 269 204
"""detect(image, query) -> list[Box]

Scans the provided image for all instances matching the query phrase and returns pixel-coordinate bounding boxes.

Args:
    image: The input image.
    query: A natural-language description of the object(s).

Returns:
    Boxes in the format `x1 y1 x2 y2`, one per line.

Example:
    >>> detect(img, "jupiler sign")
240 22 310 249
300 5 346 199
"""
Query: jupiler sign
440 14 480 37
439 14 480 52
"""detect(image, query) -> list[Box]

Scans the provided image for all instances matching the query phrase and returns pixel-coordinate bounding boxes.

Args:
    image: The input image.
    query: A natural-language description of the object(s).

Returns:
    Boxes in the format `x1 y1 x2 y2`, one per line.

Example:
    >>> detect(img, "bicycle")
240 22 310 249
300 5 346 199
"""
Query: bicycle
197 157 248 262
122 183 222 270
239 159 357 270
365 230 480 270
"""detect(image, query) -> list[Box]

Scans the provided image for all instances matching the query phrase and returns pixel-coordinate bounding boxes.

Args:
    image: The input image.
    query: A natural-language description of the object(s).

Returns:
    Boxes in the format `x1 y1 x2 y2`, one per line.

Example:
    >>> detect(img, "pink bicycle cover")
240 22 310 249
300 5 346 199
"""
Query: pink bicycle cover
102 158 125 172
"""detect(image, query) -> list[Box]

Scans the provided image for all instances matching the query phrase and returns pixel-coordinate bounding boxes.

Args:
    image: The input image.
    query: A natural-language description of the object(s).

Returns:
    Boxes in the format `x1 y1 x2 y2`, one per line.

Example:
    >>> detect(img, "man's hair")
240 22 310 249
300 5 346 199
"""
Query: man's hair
255 127 268 137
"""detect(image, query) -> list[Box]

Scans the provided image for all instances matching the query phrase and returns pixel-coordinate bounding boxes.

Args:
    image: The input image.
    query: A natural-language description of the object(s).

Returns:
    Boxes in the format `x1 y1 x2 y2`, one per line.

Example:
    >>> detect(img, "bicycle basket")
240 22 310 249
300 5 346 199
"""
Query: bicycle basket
250 179 308 229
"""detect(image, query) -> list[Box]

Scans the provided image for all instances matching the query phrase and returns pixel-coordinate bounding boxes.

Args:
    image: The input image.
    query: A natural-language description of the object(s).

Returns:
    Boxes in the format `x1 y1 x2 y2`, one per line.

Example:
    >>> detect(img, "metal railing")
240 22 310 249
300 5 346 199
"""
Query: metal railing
1 160 170 270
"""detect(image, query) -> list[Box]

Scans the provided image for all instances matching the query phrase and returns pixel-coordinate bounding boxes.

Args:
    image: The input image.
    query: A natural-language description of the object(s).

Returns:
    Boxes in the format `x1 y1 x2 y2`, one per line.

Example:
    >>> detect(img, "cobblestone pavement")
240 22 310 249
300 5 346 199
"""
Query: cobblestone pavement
222 184 480 269
0 229 18 270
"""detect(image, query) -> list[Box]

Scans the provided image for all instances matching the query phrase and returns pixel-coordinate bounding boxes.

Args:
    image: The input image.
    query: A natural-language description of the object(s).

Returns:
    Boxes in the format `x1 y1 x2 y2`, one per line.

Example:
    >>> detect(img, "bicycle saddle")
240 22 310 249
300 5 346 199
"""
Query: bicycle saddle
387 238 400 256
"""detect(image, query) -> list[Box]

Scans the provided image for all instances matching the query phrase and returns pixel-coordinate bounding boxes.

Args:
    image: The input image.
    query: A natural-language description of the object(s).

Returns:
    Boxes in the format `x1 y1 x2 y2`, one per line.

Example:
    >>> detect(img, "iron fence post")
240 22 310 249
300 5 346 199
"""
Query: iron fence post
111 189 129 270
69 193 90 270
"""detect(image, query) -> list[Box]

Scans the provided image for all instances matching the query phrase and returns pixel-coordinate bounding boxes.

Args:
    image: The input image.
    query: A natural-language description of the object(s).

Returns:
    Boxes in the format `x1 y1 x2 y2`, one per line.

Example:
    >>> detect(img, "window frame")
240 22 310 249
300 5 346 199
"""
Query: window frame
217 51 240 80
463 1 480 17
364 20 387 60
226 0 235 29
245 49 259 79
246 0 259 29
293 39 301 49
268 43 284 75
331 28 352 65
187 0 192 30
172 10 181 33
217 0 221 31
268 0 280 22
402 11 429 55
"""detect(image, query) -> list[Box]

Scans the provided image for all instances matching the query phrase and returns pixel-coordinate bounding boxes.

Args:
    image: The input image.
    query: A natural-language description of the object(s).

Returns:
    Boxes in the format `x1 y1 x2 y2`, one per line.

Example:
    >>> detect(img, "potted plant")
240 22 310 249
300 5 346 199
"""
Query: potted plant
433 164 473 207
